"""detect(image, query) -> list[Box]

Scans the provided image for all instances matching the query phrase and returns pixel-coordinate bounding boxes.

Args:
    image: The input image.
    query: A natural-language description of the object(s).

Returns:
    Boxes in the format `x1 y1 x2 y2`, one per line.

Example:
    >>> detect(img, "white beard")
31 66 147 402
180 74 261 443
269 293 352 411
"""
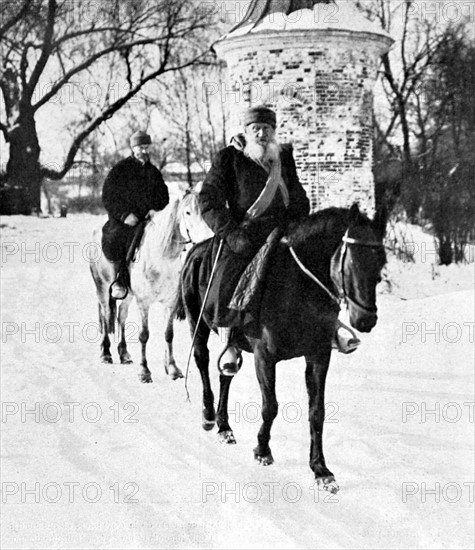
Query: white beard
244 138 280 168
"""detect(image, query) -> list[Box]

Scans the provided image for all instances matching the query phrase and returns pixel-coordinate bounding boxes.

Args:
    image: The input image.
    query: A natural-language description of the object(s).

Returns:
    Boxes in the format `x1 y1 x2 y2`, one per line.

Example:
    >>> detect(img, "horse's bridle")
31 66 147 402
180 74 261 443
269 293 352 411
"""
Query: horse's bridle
288 229 384 313
336 230 384 314
175 226 193 247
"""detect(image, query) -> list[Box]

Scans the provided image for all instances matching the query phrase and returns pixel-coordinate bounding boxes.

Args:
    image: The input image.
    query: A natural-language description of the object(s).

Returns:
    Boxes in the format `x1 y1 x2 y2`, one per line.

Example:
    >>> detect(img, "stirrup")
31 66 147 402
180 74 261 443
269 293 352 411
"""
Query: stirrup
217 343 243 376
110 272 128 300
333 336 360 354
333 320 361 354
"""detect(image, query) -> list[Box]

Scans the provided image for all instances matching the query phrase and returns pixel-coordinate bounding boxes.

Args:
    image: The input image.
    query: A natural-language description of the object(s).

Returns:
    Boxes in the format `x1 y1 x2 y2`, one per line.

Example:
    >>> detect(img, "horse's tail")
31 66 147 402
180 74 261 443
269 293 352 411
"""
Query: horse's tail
107 295 117 334
90 259 117 335
95 291 117 335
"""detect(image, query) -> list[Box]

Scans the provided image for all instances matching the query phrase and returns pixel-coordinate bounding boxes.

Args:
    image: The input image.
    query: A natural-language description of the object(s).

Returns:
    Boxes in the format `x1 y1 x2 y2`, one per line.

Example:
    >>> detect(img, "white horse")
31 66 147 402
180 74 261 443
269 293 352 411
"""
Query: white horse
89 189 213 383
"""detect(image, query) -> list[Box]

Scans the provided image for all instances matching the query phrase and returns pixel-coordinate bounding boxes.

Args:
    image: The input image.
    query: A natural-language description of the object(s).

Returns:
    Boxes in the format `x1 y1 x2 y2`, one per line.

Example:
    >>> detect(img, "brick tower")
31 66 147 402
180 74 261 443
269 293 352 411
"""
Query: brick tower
213 0 393 213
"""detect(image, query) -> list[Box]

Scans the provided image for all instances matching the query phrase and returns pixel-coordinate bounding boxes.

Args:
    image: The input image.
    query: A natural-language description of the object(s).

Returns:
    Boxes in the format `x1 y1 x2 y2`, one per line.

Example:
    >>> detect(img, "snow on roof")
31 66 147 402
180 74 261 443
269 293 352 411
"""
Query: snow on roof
221 0 392 41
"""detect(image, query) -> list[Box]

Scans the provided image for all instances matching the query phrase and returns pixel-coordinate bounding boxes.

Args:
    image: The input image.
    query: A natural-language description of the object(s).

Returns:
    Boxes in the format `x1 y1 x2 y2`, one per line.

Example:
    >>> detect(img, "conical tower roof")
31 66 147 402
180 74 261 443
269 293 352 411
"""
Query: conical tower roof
221 0 391 42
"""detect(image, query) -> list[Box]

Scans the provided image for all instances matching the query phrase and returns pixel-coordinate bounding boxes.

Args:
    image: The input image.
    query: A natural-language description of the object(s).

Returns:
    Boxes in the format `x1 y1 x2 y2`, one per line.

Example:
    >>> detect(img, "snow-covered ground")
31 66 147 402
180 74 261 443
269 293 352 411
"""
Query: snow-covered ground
1 214 474 550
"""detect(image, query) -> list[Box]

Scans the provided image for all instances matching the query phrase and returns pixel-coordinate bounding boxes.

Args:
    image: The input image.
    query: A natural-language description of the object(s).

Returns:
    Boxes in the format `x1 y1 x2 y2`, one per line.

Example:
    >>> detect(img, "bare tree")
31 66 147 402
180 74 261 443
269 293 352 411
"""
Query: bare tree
358 0 454 221
357 1 474 263
409 26 475 264
142 60 227 187
359 1 449 160
0 0 215 214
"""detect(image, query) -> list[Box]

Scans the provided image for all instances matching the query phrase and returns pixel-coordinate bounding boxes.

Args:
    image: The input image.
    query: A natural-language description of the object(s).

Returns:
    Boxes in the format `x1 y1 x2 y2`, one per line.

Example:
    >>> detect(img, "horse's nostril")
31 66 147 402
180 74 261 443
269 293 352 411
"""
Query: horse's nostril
364 316 377 331
352 314 377 333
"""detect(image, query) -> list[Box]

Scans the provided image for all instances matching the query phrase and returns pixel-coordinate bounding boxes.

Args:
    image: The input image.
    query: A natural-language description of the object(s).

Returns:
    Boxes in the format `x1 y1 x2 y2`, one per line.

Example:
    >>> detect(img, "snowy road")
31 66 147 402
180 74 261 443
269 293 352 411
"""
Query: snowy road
1 215 474 549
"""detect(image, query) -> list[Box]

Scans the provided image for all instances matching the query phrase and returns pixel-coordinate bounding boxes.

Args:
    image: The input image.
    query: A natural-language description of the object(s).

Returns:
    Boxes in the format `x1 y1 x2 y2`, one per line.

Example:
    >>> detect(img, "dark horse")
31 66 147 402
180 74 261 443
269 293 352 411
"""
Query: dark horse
176 204 386 493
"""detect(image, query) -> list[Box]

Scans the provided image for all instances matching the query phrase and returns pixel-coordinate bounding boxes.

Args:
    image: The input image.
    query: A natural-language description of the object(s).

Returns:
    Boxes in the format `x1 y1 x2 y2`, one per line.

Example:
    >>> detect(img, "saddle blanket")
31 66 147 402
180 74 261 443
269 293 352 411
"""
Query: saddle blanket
228 227 282 312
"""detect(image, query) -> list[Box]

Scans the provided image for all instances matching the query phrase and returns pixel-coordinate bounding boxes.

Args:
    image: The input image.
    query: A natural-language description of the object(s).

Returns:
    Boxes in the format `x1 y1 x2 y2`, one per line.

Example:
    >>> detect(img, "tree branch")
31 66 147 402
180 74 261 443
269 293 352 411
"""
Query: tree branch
41 50 209 180
27 0 57 96
401 2 411 80
52 25 137 48
32 36 170 111
0 0 33 39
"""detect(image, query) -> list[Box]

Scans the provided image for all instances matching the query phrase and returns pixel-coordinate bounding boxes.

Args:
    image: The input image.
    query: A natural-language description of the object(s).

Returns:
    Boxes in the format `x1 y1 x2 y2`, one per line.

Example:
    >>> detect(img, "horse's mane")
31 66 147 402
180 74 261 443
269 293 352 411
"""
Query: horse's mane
288 207 350 248
288 206 376 248
145 199 182 259
179 188 200 218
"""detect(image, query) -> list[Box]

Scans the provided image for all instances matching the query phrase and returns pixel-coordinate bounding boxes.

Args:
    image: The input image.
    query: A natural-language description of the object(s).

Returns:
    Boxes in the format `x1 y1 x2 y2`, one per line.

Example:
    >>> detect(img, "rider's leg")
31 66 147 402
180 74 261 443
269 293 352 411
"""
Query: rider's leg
102 220 129 300
109 225 137 300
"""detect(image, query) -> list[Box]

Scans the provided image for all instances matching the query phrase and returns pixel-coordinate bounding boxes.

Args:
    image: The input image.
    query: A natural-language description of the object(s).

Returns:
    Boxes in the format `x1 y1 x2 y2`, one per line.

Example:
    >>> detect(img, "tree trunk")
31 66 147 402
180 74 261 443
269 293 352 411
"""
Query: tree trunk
185 127 193 189
2 108 42 214
438 235 453 265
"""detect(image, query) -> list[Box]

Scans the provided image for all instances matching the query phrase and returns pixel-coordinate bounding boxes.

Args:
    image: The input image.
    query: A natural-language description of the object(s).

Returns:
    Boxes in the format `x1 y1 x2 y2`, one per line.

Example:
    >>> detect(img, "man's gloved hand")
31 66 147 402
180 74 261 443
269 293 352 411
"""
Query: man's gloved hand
124 213 139 226
225 227 254 255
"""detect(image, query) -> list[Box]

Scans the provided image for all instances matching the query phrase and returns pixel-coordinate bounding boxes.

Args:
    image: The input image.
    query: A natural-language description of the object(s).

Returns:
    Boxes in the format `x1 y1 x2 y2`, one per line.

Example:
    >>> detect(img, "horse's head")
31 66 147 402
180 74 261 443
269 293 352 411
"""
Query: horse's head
331 204 386 333
177 188 214 245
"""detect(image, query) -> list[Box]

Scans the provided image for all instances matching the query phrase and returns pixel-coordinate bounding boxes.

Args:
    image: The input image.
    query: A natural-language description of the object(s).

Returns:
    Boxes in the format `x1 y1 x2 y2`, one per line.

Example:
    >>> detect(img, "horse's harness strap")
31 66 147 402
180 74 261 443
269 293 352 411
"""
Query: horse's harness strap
175 226 193 247
287 230 383 311
288 245 340 305
342 236 382 247
339 229 381 314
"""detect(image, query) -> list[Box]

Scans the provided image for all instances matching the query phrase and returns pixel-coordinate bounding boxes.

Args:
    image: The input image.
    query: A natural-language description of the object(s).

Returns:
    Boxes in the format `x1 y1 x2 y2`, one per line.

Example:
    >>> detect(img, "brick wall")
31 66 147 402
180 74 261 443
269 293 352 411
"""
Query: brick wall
215 30 392 215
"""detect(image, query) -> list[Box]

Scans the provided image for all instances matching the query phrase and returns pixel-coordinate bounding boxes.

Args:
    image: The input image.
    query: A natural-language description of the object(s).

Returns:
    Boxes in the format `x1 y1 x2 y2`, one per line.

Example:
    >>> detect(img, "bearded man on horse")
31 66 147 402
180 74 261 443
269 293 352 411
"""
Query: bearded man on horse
197 106 360 374
198 106 310 373
101 130 169 299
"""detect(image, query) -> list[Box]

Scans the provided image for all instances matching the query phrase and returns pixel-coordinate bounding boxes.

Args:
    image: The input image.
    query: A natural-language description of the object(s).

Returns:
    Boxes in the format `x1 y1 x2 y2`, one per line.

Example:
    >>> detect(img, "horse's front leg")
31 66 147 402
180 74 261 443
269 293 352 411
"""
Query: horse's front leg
192 323 215 430
163 307 183 380
253 342 278 465
305 344 339 494
136 300 152 383
117 296 133 364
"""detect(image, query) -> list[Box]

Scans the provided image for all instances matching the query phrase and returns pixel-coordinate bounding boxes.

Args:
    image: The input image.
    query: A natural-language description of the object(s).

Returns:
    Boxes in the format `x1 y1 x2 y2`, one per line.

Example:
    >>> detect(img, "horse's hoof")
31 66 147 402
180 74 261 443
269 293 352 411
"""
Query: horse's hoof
202 407 215 431
139 373 153 384
202 419 215 431
316 476 339 494
101 355 113 364
167 365 184 380
254 453 274 466
120 356 133 364
218 430 236 444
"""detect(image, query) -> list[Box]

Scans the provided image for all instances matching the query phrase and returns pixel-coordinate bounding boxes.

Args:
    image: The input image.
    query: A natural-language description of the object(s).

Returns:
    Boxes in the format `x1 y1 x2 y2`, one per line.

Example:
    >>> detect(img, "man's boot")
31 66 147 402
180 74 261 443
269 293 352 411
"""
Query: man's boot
217 327 242 376
110 262 128 300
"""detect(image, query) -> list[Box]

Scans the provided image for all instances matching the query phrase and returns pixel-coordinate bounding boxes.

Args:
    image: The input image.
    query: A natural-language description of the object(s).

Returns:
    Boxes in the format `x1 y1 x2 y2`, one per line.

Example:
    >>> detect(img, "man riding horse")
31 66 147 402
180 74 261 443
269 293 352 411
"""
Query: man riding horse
101 130 169 299
198 106 359 375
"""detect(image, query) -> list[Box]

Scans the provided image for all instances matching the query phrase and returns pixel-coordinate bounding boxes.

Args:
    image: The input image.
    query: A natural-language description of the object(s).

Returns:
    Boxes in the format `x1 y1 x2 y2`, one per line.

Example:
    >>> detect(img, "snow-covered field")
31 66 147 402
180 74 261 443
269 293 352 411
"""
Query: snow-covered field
1 214 474 550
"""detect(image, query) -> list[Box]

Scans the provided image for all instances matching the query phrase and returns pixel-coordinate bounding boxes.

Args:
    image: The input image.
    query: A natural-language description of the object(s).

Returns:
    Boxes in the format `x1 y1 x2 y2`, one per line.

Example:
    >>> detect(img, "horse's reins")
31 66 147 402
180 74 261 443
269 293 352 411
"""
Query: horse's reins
287 230 383 312
287 245 340 304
